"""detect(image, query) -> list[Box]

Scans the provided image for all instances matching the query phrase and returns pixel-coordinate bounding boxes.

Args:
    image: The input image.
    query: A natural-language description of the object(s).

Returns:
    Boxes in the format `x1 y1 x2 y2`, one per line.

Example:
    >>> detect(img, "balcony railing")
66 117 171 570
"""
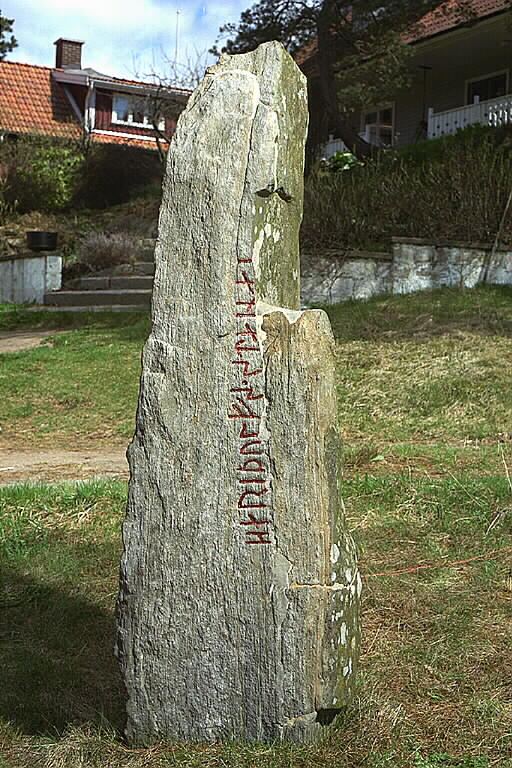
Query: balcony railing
428 94 512 139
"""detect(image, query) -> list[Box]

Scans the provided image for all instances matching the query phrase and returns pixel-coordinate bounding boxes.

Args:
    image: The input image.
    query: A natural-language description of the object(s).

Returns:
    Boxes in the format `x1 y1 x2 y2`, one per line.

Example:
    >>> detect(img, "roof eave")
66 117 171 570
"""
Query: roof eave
408 6 510 47
52 68 190 100
52 69 88 85
91 78 190 100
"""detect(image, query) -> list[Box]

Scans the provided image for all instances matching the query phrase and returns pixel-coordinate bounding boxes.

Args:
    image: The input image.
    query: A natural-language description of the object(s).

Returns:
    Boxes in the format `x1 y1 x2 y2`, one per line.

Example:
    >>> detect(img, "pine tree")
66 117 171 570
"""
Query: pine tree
0 10 17 61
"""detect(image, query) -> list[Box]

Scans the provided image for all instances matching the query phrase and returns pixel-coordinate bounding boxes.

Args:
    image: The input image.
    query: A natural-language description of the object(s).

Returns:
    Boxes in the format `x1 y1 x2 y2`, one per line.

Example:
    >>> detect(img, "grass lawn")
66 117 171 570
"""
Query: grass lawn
0 307 149 448
0 285 511 767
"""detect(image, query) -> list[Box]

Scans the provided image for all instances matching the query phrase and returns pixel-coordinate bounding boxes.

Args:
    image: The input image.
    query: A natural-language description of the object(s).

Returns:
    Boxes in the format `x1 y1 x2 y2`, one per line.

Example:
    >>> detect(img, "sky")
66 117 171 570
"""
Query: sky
5 0 249 83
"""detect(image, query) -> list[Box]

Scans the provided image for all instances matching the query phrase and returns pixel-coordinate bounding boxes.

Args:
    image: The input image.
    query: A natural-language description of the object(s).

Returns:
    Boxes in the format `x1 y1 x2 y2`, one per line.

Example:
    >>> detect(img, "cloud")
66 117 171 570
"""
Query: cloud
6 0 248 80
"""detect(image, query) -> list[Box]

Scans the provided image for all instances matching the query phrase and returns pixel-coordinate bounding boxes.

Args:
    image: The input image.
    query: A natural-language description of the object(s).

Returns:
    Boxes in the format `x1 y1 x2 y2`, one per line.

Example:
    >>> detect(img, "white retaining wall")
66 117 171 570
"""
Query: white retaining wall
2 240 510 307
0 253 62 304
392 239 512 294
301 239 512 305
301 250 392 304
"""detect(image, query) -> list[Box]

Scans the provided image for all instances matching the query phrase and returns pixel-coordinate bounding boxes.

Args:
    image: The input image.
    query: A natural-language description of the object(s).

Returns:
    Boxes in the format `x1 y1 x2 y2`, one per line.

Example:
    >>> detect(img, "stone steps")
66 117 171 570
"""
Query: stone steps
78 275 154 291
44 262 155 310
44 289 152 308
31 304 149 313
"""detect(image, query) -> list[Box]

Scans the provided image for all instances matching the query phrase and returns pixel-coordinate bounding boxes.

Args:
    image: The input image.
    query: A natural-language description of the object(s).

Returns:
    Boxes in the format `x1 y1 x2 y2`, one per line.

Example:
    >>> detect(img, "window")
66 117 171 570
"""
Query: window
112 93 164 130
361 105 394 147
466 71 508 105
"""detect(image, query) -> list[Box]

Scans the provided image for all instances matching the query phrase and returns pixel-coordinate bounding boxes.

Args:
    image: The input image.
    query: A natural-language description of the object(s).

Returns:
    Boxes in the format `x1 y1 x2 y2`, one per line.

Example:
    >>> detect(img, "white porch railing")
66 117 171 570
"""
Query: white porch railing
428 94 512 139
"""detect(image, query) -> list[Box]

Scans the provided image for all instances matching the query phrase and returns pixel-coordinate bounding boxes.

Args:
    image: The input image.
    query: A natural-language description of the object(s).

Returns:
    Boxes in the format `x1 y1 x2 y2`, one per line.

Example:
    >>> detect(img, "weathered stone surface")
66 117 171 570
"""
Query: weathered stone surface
116 41 360 745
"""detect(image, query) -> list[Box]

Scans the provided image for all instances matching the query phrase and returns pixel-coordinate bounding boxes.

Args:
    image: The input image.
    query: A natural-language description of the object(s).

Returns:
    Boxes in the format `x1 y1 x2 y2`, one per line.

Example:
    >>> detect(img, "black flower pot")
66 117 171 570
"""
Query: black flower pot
26 231 58 252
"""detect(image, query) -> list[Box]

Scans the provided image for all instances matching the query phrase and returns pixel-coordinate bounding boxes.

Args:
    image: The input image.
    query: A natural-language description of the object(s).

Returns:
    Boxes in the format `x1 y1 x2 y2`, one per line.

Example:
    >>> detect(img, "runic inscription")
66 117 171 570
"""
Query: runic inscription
229 256 272 545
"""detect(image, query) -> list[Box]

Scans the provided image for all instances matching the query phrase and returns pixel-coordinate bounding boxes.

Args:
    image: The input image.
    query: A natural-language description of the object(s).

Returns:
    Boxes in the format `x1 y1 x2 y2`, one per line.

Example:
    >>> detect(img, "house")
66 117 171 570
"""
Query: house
300 0 512 153
401 0 511 145
0 38 191 151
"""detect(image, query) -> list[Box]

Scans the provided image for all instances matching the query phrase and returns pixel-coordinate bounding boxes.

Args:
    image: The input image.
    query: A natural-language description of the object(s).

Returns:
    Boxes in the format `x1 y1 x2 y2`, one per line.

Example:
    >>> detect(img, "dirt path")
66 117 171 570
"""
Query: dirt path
0 330 130 484
0 449 129 485
0 329 56 354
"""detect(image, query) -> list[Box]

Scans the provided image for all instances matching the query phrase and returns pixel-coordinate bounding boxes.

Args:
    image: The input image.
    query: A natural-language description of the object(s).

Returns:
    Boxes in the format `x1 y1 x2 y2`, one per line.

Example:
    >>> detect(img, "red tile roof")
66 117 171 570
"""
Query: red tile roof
0 59 185 151
91 132 165 151
0 60 81 139
406 0 509 42
297 0 509 72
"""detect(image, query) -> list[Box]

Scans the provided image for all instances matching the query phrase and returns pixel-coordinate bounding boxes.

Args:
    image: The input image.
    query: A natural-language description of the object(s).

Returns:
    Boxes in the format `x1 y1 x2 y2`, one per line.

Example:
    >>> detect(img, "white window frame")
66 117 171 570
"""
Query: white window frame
464 69 509 105
360 103 395 147
112 93 165 131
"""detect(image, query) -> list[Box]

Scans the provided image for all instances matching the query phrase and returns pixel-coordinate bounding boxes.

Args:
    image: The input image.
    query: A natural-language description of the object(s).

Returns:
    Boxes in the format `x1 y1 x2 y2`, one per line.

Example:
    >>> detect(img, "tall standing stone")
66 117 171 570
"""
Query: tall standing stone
116 41 360 745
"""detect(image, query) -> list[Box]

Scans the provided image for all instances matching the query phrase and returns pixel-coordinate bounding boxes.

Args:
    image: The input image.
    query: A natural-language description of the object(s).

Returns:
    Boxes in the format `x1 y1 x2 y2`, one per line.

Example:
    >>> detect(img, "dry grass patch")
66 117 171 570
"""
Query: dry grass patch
336 332 512 445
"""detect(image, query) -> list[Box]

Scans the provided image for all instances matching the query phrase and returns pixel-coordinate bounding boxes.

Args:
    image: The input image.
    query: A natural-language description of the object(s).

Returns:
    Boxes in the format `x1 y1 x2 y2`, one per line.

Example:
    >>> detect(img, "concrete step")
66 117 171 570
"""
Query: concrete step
28 304 149 313
44 289 152 307
78 276 154 290
140 248 155 262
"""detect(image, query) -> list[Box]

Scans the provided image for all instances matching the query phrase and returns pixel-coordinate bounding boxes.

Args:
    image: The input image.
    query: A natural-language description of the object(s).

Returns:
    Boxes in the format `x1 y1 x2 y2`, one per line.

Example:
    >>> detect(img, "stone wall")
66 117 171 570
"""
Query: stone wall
391 238 512 294
2 238 510 307
301 239 512 305
0 252 62 304
301 250 392 304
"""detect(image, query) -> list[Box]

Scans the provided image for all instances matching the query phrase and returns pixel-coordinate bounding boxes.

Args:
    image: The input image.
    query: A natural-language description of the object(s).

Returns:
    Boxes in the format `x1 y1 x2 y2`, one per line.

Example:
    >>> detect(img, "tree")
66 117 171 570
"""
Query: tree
0 9 17 60
211 1 475 158
133 49 207 162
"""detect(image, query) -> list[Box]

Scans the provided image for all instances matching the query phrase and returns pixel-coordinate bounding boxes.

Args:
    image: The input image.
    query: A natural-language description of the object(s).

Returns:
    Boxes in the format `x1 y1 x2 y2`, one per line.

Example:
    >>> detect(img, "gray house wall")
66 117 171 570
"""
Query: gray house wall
395 12 511 146
319 10 511 155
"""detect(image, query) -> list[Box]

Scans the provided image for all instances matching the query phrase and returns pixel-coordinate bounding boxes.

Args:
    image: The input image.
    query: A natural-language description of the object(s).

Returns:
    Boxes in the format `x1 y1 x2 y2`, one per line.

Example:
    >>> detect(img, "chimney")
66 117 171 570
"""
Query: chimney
54 38 84 70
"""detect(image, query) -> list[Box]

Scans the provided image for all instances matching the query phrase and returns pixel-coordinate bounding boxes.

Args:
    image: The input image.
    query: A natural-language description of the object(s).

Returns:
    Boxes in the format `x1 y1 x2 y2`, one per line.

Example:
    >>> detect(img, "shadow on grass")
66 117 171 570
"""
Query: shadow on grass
0 567 125 735
0 305 150 336
323 284 512 343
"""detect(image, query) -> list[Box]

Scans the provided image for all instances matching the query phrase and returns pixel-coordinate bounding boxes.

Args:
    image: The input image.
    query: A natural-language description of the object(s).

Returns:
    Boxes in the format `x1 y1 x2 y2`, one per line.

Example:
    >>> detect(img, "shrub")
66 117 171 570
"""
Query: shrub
302 126 512 251
0 136 163 214
0 198 17 225
324 150 363 173
75 231 143 271
1 136 83 213
74 144 163 208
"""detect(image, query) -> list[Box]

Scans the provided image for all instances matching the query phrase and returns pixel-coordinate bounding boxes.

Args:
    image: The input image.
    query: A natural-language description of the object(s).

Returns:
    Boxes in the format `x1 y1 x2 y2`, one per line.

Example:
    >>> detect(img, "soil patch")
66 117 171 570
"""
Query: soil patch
0 329 56 354
0 448 128 485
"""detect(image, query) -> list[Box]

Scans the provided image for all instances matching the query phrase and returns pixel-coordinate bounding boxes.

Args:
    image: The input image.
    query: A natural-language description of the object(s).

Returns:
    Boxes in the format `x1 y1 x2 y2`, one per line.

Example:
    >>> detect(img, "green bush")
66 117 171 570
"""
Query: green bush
0 135 163 214
324 150 363 173
1 136 83 213
302 125 512 251
74 144 163 208
393 123 512 167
